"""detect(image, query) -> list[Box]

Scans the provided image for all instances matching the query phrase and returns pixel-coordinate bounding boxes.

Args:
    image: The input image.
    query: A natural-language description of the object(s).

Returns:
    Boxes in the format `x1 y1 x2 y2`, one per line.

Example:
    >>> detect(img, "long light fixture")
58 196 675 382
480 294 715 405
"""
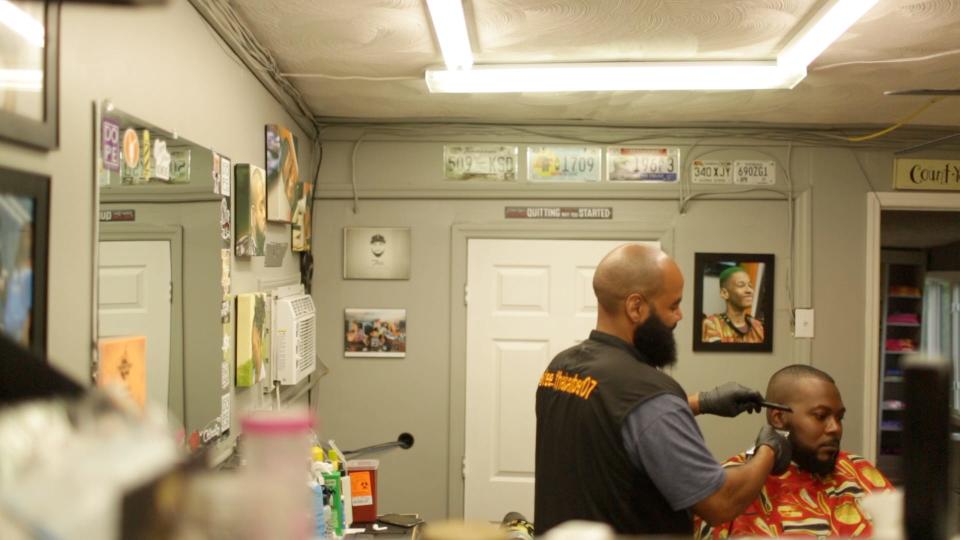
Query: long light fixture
425 0 473 70
425 0 878 93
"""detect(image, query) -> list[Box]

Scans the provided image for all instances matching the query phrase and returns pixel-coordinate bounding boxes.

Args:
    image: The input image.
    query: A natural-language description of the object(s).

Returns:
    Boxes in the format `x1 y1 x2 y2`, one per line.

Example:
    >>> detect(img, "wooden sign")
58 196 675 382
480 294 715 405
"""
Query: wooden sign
894 158 960 191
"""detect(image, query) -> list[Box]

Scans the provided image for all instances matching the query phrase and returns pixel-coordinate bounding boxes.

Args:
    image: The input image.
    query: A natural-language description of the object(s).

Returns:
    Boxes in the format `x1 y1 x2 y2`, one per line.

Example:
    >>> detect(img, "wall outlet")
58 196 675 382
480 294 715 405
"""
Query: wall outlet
795 308 814 338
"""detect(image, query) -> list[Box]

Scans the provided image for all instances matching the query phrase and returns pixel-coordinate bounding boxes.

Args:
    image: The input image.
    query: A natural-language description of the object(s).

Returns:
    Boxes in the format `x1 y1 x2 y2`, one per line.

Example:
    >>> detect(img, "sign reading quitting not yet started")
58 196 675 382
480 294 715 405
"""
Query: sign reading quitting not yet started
505 207 613 219
894 158 960 191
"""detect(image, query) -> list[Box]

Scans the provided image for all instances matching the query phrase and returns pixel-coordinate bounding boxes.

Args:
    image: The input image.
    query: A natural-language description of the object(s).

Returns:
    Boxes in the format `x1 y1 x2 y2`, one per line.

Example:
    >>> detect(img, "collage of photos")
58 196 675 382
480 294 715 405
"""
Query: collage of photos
344 308 407 358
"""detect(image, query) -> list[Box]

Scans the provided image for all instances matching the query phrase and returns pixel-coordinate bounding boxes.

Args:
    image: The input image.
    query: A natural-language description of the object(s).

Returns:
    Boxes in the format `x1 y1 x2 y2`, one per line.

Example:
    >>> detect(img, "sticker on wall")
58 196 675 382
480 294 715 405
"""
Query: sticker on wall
152 138 171 181
101 117 121 172
220 392 231 435
222 320 231 365
236 292 269 386
234 164 267 257
265 242 287 268
345 308 406 358
139 130 153 181
169 147 191 184
527 146 601 182
504 206 613 219
343 227 411 280
220 156 232 197
219 198 231 250
732 160 776 185
691 160 732 184
97 336 147 409
221 361 229 390
265 124 299 223
220 249 231 297
606 146 680 182
444 145 518 181
212 152 221 195
121 128 143 184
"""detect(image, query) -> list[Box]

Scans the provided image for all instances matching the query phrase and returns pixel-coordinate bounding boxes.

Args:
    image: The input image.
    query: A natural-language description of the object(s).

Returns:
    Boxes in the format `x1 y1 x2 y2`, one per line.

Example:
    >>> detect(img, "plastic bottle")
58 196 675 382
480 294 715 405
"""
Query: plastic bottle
240 409 314 540
321 471 344 537
311 483 326 538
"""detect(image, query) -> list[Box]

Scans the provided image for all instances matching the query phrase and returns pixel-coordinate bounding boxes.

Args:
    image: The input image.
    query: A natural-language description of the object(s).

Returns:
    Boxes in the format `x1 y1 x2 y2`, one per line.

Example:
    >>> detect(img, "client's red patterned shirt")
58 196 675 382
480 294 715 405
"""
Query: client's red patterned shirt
695 451 893 538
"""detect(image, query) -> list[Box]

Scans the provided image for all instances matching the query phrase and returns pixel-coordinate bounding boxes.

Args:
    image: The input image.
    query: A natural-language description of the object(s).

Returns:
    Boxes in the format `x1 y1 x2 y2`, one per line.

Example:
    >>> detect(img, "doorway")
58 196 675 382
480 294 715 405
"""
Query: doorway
98 240 172 410
863 192 960 465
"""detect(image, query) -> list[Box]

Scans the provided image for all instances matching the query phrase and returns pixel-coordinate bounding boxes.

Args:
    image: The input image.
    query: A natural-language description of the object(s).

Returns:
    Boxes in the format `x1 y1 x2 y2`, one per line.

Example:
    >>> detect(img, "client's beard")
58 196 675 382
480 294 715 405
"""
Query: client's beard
632 311 677 369
790 435 840 476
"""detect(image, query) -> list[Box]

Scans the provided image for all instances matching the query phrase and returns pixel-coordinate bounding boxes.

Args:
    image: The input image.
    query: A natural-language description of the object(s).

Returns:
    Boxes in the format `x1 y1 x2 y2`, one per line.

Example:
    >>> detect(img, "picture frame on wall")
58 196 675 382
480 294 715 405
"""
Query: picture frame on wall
0 166 50 359
344 308 406 358
0 1 60 150
693 252 774 353
343 227 411 280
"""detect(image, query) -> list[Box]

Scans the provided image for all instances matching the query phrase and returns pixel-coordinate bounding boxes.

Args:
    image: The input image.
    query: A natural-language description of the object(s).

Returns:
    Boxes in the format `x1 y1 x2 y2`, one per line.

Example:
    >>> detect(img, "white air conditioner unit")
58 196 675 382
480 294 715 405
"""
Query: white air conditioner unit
273 285 316 385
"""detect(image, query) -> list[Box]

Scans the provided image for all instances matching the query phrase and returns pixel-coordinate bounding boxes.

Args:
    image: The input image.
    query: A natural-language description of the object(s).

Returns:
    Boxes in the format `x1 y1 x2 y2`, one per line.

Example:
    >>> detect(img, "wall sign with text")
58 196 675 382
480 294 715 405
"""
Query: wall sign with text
894 158 960 191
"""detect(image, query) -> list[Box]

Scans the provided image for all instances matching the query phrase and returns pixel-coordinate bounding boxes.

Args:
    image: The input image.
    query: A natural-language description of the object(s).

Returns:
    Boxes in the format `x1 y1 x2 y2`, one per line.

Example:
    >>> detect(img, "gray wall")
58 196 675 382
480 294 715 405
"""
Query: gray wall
309 134 891 520
0 0 310 443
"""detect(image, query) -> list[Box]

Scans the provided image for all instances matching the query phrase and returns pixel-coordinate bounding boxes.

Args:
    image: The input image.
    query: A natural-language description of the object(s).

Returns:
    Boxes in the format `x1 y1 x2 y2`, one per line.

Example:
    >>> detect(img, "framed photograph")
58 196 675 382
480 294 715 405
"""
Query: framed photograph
693 253 774 353
265 124 299 224
344 308 406 358
0 1 60 149
234 164 266 257
343 227 411 280
0 166 50 359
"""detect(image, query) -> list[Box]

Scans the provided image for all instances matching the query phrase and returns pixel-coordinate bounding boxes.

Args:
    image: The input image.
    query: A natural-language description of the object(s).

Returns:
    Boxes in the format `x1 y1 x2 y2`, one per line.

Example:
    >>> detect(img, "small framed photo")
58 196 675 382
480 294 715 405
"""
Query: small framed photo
344 308 406 358
343 227 411 280
693 253 774 353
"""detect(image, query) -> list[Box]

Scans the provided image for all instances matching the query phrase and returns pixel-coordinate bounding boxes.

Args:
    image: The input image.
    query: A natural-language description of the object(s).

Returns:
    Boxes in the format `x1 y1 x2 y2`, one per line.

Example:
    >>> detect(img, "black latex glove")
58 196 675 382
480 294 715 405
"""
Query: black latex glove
698 382 763 417
754 425 792 475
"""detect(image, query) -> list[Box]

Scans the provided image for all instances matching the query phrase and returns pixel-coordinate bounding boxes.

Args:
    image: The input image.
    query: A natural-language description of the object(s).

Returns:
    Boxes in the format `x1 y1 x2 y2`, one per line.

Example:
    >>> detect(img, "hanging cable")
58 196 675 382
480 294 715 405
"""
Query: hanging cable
843 97 944 142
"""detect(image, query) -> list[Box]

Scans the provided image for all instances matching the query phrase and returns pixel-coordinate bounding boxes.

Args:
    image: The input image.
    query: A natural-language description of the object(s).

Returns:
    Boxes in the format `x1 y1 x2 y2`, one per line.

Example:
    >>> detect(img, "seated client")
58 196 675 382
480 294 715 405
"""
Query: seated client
696 364 893 538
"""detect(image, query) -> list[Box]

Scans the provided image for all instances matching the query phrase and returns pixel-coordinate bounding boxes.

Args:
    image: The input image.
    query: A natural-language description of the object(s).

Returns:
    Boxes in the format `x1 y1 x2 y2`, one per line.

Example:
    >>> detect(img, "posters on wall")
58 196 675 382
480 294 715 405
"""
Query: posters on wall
97 336 147 408
343 227 411 280
344 308 406 357
265 124 299 223
693 252 775 353
236 292 269 387
234 164 267 257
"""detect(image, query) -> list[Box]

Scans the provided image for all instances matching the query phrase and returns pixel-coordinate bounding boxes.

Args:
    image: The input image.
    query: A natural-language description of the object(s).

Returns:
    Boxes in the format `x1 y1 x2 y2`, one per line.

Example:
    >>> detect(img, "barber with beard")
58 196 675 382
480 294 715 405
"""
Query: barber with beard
534 244 791 536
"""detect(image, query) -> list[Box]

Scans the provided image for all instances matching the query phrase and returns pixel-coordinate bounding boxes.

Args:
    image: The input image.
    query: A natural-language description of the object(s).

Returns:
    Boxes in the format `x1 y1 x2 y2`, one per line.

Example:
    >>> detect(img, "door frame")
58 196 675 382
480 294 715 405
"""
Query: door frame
863 192 960 461
447 220 674 517
98 224 184 423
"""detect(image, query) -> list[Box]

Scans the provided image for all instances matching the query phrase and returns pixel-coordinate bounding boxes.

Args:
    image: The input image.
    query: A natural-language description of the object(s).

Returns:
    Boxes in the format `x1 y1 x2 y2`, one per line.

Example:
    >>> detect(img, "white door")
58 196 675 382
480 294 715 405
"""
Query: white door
98 240 172 410
464 238 654 522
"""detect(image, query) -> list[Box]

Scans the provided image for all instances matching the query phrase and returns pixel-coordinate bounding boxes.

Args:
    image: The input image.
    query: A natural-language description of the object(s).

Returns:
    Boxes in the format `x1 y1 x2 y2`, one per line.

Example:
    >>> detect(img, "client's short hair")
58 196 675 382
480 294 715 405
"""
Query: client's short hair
766 364 835 403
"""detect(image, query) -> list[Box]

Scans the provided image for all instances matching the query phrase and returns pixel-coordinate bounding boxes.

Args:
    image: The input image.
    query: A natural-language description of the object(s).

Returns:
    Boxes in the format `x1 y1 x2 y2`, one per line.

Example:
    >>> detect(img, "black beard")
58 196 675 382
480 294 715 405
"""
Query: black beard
632 311 677 369
790 436 839 476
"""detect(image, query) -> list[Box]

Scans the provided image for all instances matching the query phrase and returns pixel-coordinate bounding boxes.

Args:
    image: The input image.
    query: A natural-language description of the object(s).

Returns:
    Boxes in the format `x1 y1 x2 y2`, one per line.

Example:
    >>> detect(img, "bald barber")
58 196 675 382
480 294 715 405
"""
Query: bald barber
534 244 791 536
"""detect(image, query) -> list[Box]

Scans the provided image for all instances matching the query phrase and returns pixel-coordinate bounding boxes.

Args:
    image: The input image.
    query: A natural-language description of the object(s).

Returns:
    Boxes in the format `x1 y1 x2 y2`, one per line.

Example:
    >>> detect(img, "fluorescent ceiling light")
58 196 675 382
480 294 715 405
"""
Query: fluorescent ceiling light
425 0 473 70
0 0 44 48
0 68 42 92
779 0 879 71
427 62 806 93
425 0 877 93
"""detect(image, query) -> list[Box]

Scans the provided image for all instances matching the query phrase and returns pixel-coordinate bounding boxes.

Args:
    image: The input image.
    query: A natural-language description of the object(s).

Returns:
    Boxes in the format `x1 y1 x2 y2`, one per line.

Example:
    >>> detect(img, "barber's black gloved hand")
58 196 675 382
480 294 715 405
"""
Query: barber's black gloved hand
754 425 792 475
698 382 763 417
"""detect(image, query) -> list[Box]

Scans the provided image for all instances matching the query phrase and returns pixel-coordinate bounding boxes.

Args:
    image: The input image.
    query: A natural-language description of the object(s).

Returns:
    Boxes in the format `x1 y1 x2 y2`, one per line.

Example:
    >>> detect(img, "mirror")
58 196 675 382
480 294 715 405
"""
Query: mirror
95 102 226 441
